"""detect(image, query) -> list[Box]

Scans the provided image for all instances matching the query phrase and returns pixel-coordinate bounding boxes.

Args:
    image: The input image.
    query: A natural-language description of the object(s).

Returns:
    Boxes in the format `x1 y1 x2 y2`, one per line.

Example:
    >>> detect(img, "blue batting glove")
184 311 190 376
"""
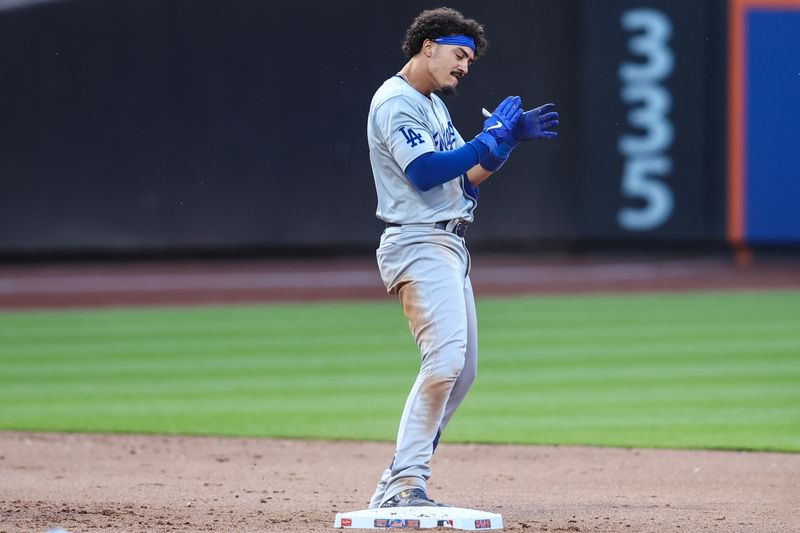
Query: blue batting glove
510 102 559 144
474 96 523 150
479 140 516 172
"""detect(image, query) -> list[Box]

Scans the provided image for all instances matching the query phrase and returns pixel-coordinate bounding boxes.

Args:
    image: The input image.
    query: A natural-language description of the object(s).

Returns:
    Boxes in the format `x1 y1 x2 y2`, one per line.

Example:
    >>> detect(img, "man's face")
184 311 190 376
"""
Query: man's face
429 43 474 95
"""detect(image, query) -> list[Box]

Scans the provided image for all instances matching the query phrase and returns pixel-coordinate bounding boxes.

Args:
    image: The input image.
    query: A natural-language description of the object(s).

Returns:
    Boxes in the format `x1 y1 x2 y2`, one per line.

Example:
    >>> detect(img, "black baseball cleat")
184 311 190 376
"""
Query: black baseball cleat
380 488 447 508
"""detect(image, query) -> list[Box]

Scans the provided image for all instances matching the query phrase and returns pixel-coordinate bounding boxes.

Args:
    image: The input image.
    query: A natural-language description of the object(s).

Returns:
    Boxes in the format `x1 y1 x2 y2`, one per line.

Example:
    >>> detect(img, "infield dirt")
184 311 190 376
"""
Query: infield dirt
1 431 798 532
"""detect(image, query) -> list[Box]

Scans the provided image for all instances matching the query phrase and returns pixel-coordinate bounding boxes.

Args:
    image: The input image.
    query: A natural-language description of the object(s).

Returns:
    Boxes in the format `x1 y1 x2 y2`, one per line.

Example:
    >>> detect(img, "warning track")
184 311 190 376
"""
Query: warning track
1 255 799 309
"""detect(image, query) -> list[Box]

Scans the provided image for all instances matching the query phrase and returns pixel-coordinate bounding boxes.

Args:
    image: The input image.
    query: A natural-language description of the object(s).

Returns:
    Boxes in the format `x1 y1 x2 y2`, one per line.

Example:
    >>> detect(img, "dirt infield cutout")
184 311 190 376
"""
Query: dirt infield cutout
1 432 797 532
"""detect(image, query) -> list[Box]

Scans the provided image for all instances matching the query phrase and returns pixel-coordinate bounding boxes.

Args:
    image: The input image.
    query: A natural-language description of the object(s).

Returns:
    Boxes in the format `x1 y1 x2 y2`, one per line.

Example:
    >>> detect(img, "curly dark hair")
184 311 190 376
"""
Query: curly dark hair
402 7 488 60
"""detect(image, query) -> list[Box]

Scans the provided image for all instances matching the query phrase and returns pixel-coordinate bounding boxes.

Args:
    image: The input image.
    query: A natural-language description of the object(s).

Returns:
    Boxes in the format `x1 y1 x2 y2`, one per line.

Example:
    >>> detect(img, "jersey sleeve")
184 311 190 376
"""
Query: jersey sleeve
374 96 436 171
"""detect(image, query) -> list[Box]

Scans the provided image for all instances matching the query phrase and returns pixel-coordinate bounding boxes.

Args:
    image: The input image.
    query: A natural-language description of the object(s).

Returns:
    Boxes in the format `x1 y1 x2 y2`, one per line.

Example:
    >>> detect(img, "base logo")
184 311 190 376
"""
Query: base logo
475 518 492 529
437 519 454 527
340 518 352 527
374 518 421 528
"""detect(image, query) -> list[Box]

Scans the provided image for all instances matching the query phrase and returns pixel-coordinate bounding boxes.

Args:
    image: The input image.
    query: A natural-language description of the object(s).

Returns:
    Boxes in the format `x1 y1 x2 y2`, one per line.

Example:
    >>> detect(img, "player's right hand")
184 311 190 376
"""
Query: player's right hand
481 96 523 144
511 103 559 142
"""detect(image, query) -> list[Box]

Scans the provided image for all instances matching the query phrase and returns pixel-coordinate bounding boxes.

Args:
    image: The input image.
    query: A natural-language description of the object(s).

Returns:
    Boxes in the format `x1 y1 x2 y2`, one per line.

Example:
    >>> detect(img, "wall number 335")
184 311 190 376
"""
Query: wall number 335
617 8 674 232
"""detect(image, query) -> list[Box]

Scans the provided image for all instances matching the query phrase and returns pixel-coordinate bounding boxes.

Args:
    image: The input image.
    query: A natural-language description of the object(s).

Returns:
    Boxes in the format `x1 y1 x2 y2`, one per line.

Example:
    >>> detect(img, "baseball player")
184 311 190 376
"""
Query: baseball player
366 7 559 508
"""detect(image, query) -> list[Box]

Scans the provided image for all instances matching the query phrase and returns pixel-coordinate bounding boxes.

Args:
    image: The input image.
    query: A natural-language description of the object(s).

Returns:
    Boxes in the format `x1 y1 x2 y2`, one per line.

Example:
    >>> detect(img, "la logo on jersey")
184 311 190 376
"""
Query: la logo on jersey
399 126 425 147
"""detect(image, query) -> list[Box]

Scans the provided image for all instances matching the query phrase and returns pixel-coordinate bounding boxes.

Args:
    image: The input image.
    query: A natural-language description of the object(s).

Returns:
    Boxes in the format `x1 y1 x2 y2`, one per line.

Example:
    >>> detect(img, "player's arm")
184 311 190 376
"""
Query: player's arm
466 163 493 187
406 142 487 191
404 96 523 191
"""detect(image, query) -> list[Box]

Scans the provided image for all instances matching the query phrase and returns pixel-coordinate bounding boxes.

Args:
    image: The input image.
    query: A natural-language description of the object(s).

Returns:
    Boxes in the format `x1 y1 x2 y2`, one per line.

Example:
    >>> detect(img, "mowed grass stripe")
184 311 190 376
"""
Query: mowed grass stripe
3 343 797 385
7 315 797 351
0 301 405 336
2 289 794 336
6 379 797 412
5 319 797 362
0 337 800 383
1 290 798 451
3 369 797 403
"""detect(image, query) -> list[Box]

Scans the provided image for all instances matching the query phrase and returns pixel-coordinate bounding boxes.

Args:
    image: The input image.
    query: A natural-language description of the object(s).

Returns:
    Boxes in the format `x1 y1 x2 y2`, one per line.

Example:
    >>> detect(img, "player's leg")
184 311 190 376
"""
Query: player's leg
369 275 476 508
377 237 470 505
369 275 477 508
439 274 478 432
368 465 392 508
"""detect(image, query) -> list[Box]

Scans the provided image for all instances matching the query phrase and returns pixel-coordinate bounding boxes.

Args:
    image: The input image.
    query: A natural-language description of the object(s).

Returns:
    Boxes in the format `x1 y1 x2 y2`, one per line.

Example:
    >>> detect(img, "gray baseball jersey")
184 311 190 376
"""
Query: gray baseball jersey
367 75 477 224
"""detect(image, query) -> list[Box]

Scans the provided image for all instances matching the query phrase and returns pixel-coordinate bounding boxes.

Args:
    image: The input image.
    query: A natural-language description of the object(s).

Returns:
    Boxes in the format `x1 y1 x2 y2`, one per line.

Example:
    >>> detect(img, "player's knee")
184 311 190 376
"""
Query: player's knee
459 364 476 388
428 349 466 382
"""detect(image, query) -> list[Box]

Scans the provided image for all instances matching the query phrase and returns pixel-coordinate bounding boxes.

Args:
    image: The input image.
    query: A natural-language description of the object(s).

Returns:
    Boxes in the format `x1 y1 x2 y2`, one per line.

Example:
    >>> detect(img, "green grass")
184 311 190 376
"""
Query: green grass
1 290 798 451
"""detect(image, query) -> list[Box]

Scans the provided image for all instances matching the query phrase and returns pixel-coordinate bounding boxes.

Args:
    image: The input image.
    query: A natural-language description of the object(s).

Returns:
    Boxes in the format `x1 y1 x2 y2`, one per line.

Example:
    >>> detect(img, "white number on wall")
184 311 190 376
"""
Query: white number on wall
617 8 675 231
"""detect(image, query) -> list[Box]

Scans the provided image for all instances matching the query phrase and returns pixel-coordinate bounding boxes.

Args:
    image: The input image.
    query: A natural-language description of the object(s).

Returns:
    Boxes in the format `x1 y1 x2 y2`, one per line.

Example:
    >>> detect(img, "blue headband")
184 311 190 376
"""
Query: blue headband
433 35 476 53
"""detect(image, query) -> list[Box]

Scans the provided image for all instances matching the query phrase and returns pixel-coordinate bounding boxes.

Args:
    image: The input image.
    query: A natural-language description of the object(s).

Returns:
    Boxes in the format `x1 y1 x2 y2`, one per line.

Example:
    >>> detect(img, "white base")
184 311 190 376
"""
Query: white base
334 506 503 530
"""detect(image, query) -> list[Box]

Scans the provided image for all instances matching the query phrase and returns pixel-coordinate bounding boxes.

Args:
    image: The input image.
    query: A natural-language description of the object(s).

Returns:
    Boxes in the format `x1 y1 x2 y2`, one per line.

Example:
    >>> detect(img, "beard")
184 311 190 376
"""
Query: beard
438 84 458 97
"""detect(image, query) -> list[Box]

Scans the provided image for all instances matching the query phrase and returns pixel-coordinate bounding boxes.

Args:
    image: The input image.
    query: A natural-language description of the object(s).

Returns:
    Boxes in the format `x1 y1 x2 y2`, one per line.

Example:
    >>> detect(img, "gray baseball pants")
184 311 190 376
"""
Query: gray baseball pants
368 224 478 508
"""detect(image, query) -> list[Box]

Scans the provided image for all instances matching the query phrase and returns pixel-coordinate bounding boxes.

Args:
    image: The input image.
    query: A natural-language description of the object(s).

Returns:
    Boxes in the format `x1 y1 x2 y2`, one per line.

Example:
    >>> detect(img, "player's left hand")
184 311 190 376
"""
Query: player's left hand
511 103 559 143
482 96 523 143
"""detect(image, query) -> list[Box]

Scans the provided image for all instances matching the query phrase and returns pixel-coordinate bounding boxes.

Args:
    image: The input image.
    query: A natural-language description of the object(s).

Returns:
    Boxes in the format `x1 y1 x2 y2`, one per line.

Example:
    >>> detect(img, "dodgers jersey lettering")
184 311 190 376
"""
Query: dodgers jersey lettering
367 75 477 224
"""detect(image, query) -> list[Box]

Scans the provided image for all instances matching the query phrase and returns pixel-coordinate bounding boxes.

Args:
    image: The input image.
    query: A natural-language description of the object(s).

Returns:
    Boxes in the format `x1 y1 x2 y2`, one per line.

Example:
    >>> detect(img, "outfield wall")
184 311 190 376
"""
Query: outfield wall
0 0 796 256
